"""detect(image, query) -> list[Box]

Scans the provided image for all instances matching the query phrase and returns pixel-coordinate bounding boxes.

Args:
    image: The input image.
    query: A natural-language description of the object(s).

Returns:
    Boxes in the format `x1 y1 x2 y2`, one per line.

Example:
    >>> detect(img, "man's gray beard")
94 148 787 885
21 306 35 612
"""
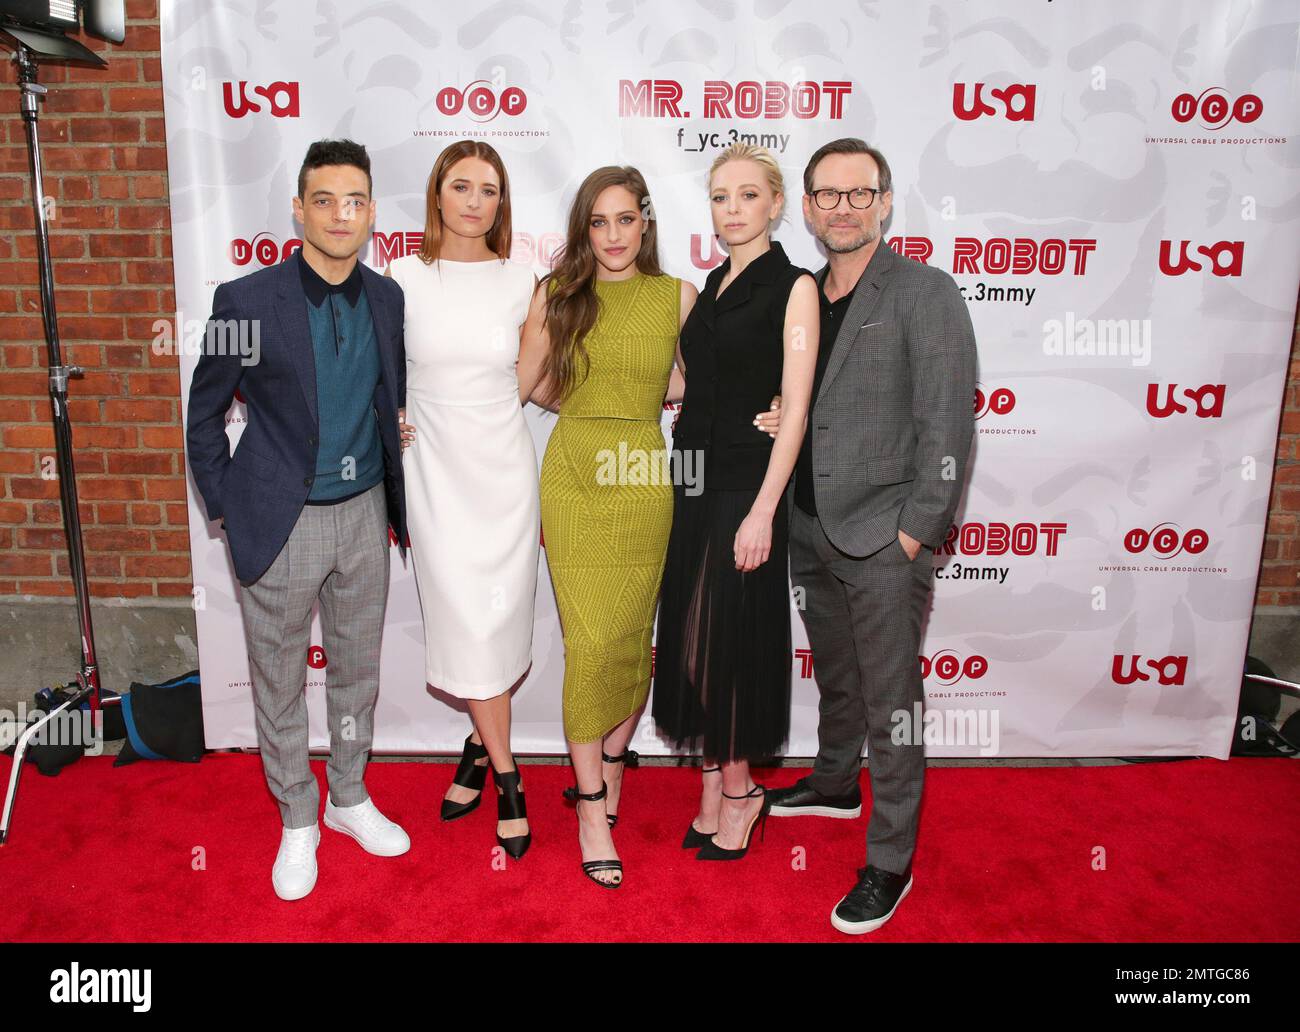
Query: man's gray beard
821 226 878 254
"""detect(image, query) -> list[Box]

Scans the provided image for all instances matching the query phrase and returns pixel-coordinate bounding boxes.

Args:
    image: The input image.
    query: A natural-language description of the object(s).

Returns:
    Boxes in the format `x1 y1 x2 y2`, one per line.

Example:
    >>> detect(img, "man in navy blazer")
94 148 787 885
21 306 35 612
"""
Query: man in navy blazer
186 139 411 901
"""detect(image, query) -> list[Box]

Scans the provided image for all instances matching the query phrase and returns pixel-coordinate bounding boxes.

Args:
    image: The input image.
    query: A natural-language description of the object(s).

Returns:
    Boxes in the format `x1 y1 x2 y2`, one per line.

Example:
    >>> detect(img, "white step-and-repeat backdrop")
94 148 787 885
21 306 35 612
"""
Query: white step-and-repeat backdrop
161 0 1299 758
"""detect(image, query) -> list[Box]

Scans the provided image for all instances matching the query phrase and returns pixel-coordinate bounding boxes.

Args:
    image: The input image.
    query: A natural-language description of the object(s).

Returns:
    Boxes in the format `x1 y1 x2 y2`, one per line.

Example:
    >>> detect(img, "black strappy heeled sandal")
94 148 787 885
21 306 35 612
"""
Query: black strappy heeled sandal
695 783 769 861
440 733 489 821
681 765 722 848
494 767 530 860
601 748 639 828
562 781 623 889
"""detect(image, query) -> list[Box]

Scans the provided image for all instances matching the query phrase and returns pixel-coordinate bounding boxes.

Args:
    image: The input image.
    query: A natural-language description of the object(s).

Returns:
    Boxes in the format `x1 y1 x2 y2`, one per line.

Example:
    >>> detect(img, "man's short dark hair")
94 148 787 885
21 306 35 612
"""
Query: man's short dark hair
297 138 373 198
803 138 892 197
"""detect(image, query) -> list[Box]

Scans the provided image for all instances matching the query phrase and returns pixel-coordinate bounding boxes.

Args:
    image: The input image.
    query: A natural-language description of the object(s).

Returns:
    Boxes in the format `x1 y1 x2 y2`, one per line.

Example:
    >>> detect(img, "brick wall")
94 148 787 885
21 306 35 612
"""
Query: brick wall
0 1 186 599
1262 323 1300 607
0 2 1297 606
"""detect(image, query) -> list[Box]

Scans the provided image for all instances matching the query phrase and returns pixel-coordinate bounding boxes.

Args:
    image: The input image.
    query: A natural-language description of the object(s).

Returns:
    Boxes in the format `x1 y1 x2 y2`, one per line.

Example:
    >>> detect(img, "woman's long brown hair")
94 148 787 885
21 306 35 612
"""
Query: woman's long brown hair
538 166 663 407
417 140 513 263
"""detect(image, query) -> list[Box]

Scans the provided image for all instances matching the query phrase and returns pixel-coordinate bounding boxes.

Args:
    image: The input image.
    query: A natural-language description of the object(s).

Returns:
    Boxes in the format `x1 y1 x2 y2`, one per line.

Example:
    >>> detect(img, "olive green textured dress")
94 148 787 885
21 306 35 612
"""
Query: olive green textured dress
540 272 680 743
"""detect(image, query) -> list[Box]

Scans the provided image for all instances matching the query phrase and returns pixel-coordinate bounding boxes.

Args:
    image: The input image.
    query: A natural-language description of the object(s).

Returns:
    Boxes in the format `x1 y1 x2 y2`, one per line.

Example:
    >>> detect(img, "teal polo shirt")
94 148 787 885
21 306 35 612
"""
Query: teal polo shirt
297 252 385 503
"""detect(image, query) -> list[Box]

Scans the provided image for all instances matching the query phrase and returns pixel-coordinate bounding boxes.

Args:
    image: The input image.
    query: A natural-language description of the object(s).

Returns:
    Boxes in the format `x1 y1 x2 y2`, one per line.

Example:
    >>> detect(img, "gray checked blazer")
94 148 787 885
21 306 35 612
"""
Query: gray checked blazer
799 240 978 556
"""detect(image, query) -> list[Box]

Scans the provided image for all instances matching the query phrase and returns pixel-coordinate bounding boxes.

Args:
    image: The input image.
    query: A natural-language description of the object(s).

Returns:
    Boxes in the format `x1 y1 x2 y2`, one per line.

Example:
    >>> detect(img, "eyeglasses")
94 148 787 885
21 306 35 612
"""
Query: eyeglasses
809 187 882 210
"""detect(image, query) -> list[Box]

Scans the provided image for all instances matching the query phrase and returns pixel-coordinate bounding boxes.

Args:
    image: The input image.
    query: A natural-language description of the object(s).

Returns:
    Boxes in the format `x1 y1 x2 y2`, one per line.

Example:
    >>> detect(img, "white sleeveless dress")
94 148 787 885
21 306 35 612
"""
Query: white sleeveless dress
389 255 539 699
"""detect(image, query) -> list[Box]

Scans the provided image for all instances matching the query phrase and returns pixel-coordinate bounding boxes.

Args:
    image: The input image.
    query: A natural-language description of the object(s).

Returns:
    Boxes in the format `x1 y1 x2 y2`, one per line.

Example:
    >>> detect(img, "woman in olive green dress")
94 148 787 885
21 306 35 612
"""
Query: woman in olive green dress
517 166 778 888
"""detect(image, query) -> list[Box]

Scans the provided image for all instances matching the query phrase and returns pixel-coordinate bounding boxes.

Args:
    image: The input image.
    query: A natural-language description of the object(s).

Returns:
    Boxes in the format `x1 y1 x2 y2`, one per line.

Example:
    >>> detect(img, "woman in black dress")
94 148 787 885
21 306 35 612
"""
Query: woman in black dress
653 144 820 860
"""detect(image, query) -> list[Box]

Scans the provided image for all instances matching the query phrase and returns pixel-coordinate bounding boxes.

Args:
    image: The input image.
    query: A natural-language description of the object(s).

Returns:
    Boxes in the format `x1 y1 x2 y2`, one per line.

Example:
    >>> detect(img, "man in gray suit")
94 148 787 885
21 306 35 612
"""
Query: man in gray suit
767 139 977 934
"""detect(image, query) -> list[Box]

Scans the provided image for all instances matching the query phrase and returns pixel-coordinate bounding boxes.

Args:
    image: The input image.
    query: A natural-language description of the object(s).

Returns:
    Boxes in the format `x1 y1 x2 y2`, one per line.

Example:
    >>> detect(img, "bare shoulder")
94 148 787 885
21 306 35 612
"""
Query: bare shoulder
780 268 817 311
527 274 548 311
386 252 417 285
789 270 818 299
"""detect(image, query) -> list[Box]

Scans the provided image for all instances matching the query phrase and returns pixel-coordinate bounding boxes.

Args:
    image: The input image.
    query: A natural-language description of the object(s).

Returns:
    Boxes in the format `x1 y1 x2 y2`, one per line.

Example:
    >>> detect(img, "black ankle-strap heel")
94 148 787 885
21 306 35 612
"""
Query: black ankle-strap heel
493 767 530 860
681 765 722 849
564 781 623 889
440 734 489 822
695 782 768 861
600 748 638 828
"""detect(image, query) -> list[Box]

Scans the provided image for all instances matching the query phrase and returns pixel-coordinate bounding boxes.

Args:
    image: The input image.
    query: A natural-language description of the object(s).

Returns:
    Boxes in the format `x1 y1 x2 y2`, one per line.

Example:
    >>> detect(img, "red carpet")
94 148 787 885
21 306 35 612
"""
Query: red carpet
1 754 1296 942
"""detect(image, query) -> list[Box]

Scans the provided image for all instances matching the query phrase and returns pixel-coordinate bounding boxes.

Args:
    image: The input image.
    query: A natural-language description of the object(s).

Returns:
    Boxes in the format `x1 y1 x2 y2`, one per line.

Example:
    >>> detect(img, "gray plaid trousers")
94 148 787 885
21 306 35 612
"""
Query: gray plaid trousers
238 483 391 829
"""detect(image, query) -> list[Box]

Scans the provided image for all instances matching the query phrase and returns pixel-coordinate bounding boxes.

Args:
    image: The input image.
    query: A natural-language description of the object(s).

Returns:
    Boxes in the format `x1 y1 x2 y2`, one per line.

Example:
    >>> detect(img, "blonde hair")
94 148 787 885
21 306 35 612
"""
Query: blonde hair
708 142 786 224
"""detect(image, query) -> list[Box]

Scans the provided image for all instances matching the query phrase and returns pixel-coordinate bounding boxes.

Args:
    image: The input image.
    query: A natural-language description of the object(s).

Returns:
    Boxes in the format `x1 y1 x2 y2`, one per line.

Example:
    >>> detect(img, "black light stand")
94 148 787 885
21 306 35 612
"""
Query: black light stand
0 25 113 843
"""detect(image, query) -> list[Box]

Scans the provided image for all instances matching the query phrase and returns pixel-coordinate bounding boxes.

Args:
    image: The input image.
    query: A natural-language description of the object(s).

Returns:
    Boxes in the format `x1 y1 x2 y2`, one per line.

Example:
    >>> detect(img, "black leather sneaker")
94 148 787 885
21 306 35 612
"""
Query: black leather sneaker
830 864 913 935
767 777 862 818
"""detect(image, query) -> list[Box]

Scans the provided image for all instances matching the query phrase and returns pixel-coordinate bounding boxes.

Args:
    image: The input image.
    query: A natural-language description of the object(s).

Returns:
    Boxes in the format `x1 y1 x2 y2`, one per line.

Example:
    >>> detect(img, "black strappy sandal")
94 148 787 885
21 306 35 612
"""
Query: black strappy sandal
601 748 639 828
695 783 769 861
493 767 531 860
562 781 623 889
681 765 722 848
440 733 489 822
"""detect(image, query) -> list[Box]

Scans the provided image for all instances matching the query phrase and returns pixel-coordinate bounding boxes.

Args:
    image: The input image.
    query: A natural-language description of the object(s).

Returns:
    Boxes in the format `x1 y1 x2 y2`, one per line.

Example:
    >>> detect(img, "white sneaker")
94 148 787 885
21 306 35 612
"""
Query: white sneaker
272 823 320 901
323 796 411 857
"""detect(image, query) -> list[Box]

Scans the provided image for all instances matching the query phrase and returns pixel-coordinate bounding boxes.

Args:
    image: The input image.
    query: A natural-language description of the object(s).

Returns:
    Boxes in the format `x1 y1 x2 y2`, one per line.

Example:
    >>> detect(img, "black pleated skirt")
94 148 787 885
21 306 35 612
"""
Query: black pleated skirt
652 481 792 763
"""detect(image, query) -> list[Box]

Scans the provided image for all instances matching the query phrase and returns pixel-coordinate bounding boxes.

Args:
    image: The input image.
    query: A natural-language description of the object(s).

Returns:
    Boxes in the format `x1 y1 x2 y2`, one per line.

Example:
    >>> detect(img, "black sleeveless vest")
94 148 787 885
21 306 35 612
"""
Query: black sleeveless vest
674 241 810 490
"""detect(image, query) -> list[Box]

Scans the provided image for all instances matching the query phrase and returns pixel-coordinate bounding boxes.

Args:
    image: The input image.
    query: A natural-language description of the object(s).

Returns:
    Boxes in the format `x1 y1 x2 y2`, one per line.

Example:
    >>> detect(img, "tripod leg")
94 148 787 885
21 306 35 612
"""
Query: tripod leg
0 690 90 845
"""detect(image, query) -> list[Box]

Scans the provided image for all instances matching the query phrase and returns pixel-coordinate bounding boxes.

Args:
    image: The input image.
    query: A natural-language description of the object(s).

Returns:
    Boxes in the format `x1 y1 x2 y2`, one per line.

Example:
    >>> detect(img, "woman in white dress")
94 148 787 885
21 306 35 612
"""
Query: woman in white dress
387 140 541 859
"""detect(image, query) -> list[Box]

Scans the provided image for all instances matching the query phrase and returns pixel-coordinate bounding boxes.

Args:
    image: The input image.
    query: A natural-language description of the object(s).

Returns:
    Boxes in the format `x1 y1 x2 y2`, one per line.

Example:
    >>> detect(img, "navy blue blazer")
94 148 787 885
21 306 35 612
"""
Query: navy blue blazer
186 251 408 586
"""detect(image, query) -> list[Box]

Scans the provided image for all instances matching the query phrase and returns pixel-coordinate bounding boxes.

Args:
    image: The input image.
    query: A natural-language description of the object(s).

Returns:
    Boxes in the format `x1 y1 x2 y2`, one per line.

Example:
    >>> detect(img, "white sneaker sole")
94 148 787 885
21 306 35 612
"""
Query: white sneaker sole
768 803 862 819
830 876 912 935
272 867 317 901
323 811 411 857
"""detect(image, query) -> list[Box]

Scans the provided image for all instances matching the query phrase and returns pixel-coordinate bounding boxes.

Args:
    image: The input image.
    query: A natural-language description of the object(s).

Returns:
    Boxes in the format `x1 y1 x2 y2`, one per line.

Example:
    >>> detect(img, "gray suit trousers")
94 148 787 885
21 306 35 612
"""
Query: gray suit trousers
790 502 932 876
239 482 390 829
